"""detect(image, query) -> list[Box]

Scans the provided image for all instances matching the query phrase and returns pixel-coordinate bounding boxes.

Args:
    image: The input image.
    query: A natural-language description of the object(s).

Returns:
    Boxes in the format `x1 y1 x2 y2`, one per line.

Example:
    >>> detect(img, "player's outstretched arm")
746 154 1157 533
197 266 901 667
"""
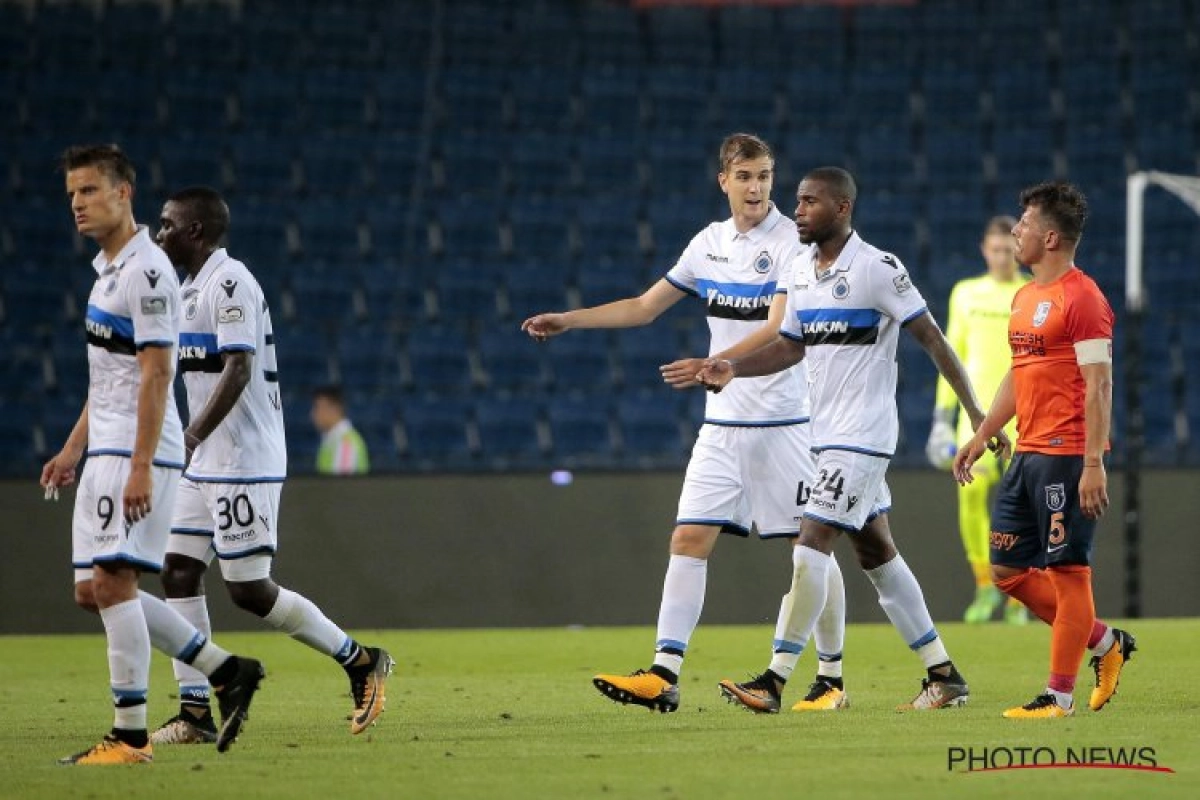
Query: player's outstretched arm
522 279 686 341
41 399 89 491
125 345 173 523
182 351 252 465
661 293 787 389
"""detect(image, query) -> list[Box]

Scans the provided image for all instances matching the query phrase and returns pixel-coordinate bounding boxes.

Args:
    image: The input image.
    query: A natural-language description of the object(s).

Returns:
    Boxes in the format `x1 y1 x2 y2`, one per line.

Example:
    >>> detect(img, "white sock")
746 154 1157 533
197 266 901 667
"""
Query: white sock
1090 626 1115 655
264 587 356 661
767 546 831 680
167 596 212 703
99 598 150 732
652 555 707 678
813 553 846 680
1047 688 1074 709
865 554 950 669
140 591 206 661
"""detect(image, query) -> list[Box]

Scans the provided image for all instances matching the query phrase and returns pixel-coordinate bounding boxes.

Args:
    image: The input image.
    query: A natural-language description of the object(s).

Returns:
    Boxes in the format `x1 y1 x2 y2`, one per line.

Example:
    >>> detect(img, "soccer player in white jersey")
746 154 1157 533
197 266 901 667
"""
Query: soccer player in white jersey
522 134 848 712
149 187 393 744
698 167 1010 710
41 146 264 765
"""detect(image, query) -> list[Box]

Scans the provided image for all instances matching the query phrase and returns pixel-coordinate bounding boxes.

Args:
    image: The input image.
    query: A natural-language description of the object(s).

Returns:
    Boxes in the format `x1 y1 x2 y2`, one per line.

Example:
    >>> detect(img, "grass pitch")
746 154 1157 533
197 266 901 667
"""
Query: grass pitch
1 620 1197 799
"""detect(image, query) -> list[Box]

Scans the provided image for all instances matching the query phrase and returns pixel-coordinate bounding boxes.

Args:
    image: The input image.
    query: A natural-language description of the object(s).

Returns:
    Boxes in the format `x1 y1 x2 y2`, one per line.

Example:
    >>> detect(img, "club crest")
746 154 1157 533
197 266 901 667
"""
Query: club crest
754 250 772 274
1045 483 1066 512
833 276 850 300
1032 300 1052 328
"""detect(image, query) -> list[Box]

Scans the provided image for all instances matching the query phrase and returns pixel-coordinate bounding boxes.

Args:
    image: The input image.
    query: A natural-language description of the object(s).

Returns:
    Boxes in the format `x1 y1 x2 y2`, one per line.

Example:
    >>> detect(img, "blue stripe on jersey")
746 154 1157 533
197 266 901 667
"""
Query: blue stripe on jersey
86 305 135 339
703 417 810 427
796 307 882 327
901 306 929 324
180 332 219 350
696 278 777 299
219 344 255 353
85 304 136 354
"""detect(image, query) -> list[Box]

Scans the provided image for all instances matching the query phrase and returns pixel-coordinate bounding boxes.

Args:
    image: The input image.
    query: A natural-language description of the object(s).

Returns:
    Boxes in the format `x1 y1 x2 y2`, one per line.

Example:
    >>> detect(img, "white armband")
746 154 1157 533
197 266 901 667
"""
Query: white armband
1074 338 1112 365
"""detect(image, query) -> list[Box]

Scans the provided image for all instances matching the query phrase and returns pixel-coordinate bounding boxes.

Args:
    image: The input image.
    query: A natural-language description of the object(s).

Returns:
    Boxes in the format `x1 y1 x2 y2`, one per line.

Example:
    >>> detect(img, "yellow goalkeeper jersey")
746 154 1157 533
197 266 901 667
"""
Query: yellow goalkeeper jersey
935 273 1030 442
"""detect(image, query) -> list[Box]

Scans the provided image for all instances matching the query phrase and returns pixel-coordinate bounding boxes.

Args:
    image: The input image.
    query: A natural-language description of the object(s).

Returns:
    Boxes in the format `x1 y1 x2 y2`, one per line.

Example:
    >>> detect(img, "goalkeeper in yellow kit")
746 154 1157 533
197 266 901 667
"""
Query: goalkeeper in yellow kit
926 216 1029 623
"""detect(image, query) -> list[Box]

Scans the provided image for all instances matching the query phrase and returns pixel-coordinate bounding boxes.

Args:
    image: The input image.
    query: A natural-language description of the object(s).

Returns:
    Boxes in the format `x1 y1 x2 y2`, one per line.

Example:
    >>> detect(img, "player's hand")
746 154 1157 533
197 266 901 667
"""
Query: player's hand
989 429 1013 461
924 420 957 470
1079 462 1109 519
660 357 707 389
694 358 734 393
952 435 989 485
123 463 153 523
40 446 82 491
521 313 568 342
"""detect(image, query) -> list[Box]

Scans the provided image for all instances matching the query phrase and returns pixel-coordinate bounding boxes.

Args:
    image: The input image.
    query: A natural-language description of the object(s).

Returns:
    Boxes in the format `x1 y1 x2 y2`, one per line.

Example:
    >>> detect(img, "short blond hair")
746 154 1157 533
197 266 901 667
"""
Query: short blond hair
718 133 773 173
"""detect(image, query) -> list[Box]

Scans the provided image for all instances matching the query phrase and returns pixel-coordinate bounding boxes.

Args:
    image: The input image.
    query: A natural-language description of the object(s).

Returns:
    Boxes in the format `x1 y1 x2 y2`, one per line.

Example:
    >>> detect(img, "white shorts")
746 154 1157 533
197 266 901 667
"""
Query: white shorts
167 478 282 582
803 448 892 532
72 455 181 582
676 423 815 539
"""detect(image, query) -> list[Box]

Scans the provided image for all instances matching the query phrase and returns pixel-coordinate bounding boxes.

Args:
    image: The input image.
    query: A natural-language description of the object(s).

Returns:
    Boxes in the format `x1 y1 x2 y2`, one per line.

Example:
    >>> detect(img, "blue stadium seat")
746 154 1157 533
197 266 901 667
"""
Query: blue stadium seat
301 70 372 131
172 3 241 68
288 267 362 328
921 69 983 129
158 135 228 192
478 328 548 393
400 395 474 466
1059 59 1123 127
443 1 511 67
1133 123 1196 175
0 4 30 70
240 2 307 68
91 69 161 136
334 326 398 392
511 1 580 68
646 67 711 131
405 325 475 394
782 68 846 122
510 72 576 133
579 68 642 133
853 125 917 192
992 125 1056 191
617 392 686 463
273 328 332 392
229 133 296 196
438 130 508 196
576 193 642 263
509 196 572 262
576 266 646 309
360 264 429 327
647 202 705 258
431 268 503 324
715 5 780 65
369 134 422 194
613 325 684 390
543 331 615 393
162 70 234 133
294 201 363 263
647 132 711 202
374 73 430 131
376 2 434 67
925 127 985 190
645 5 713 67
579 131 643 194
22 70 94 134
510 132 575 196
30 2 100 68
237 72 304 132
300 134 369 195
547 395 614 461
850 6 919 68
989 66 1052 129
438 197 504 261
307 6 380 68
578 4 641 69
504 263 570 322
1062 127 1126 191
440 67 509 131
475 395 544 463
228 198 291 270
5 200 77 264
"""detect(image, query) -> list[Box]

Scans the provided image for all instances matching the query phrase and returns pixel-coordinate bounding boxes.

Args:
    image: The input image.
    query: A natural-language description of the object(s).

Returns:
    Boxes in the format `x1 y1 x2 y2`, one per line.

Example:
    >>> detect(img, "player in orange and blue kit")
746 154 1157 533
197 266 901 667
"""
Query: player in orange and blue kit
955 182 1135 719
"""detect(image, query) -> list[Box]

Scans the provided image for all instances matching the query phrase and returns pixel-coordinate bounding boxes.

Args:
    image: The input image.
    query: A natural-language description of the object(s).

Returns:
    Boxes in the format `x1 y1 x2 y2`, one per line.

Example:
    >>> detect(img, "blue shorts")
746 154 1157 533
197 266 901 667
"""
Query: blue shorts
989 452 1097 569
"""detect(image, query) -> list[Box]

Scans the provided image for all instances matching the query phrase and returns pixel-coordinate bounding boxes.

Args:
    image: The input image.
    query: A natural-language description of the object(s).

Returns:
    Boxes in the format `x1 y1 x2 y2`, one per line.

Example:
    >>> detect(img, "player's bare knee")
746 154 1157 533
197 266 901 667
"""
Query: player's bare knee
74 581 100 614
669 525 718 558
227 578 278 617
161 555 205 598
990 563 1022 586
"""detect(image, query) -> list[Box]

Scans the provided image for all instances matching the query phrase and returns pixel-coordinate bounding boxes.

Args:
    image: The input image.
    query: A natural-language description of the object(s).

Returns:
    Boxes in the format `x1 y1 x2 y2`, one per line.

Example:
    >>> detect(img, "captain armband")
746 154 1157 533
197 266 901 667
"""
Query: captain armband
1074 338 1112 366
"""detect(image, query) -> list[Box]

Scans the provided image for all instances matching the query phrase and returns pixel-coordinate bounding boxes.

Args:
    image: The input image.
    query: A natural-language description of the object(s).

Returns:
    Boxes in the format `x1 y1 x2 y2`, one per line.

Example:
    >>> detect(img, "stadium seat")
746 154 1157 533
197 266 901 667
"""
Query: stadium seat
440 67 509 131
334 326 399 393
646 67 712 131
617 392 686 463
437 197 505 262
229 133 297 196
475 395 545 464
579 67 643 133
438 130 508 196
162 70 235 134
431 268 503 324
300 134 370 196
579 131 644 195
360 264 430 327
576 193 642 264
404 325 476 394
578 4 642 69
301 70 372 131
374 73 430 132
509 196 573 263
991 125 1056 192
613 324 684 390
273 328 333 392
504 263 570 323
288 267 363 328
158 135 228 192
294 201 364 263
511 1 580 68
510 132 576 196
237 72 305 133
171 2 241 68
543 330 616 393
510 72 576 133
478 328 549 394
547 395 615 462
400 395 474 466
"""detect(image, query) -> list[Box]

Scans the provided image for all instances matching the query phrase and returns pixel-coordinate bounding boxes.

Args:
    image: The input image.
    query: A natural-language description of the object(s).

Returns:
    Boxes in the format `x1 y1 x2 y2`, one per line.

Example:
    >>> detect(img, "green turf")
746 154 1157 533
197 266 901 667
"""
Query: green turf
1 620 1197 799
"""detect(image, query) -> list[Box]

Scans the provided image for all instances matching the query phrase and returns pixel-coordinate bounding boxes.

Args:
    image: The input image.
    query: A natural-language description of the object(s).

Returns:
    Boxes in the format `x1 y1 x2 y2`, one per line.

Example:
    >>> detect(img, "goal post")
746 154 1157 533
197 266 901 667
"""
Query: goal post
1123 170 1200 617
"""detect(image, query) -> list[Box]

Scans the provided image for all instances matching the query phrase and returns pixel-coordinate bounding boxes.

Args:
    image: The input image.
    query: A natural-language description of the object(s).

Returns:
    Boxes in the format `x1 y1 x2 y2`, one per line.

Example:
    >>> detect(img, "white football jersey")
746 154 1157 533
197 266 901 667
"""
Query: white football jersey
84 226 185 467
780 232 928 457
665 204 809 426
178 249 287 481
